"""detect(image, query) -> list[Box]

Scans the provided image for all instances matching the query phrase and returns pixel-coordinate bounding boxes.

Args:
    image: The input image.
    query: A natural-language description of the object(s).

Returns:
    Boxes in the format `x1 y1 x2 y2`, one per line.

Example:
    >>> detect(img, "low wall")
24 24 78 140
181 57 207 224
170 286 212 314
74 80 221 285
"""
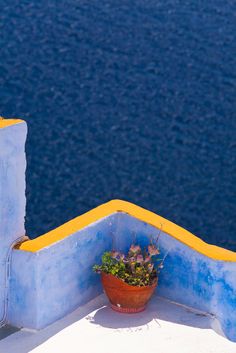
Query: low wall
8 200 236 342
115 211 236 342
8 215 115 329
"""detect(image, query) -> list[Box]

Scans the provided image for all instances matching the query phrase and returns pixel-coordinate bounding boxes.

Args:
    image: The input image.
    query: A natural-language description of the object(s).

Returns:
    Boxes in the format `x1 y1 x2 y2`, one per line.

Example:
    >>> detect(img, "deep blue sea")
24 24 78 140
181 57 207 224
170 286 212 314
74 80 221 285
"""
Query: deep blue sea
1 0 236 250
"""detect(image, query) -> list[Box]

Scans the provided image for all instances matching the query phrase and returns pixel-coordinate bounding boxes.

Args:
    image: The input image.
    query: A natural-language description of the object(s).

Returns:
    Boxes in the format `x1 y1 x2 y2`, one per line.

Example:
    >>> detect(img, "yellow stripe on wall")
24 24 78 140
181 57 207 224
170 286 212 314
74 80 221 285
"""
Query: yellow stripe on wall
0 119 24 129
18 200 236 261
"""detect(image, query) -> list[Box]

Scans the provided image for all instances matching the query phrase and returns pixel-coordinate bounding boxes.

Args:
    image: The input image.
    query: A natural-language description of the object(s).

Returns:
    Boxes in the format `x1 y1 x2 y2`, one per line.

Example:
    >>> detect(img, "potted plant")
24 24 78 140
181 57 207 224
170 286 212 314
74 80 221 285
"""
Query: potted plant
93 242 163 313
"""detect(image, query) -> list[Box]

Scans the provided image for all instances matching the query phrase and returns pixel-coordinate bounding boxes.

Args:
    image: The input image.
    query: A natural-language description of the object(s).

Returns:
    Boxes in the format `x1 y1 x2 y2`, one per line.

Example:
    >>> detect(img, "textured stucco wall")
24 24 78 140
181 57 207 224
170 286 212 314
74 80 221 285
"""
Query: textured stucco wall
9 210 236 341
0 122 27 320
8 215 116 329
115 213 236 342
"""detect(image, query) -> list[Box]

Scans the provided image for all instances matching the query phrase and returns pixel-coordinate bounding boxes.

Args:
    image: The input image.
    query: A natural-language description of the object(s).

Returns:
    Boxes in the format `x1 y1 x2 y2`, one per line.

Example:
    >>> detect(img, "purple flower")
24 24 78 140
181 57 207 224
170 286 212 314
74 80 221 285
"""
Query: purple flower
148 245 160 256
129 244 141 254
129 256 135 262
123 256 129 263
111 251 120 258
136 254 144 264
111 251 124 261
144 256 151 263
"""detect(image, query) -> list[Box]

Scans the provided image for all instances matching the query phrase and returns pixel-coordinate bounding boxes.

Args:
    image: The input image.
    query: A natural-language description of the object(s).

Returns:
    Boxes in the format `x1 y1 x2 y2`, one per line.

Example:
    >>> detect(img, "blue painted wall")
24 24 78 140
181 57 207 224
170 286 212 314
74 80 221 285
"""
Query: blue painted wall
9 212 236 341
1 0 236 249
8 215 116 329
116 212 236 342
0 123 27 321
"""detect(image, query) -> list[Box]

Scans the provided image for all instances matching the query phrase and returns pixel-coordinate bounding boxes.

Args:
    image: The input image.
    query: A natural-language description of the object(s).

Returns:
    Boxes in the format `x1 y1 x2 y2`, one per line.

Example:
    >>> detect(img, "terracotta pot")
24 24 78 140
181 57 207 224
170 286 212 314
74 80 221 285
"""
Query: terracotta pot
101 272 158 313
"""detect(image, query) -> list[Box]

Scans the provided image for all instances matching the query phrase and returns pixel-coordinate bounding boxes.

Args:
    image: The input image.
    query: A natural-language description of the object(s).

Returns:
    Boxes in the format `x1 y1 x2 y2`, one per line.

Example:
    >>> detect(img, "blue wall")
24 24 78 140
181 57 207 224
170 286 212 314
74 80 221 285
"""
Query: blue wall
8 215 116 329
9 212 236 341
0 123 27 321
1 0 236 248
116 213 236 342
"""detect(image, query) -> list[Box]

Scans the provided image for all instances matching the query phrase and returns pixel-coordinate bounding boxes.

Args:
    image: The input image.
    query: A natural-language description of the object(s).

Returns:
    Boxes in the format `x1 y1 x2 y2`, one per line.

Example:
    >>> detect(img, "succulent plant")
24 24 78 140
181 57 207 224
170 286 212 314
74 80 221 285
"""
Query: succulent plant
93 242 163 287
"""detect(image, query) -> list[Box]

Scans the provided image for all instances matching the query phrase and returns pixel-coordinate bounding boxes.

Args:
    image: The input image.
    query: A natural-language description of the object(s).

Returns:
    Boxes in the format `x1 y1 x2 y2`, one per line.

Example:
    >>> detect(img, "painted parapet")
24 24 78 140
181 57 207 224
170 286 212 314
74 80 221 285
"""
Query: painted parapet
0 119 27 322
114 209 236 342
8 215 115 329
9 200 236 341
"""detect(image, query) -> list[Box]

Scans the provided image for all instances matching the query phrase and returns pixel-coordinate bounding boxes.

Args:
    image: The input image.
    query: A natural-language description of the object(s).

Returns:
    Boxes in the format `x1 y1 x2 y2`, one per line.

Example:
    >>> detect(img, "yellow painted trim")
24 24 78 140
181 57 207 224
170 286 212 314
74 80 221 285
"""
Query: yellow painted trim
18 200 236 261
0 119 24 129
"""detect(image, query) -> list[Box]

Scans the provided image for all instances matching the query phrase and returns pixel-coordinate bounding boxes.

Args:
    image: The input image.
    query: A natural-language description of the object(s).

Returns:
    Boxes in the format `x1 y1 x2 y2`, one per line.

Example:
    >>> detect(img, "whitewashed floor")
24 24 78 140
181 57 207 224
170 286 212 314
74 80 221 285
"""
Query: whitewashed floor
0 294 235 353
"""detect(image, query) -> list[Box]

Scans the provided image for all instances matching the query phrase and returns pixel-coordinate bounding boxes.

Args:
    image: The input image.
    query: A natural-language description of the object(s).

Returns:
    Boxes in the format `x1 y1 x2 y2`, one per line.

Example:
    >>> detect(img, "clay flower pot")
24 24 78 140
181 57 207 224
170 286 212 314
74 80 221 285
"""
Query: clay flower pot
101 272 158 313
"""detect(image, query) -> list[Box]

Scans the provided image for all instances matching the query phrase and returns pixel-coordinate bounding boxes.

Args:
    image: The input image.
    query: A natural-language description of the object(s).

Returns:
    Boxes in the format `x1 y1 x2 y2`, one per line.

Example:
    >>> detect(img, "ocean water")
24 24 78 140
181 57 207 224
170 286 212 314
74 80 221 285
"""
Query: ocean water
1 0 236 250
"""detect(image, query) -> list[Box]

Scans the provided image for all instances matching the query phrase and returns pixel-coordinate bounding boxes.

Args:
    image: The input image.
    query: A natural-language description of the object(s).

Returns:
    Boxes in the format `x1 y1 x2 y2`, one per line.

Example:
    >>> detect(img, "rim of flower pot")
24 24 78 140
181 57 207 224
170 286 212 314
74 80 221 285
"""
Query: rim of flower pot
101 272 158 289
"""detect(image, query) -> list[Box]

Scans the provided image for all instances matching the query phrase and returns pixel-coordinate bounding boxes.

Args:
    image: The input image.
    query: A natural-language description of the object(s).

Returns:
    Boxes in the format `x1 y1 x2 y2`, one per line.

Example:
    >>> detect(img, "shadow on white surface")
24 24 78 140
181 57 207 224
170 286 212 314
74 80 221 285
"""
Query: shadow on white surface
87 295 212 330
0 294 232 353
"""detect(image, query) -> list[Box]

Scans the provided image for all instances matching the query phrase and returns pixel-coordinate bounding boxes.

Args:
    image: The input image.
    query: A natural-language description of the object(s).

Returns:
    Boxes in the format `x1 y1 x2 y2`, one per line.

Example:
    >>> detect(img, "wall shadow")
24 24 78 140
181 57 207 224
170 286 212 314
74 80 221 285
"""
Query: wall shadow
0 325 20 341
0 295 225 353
88 295 212 331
